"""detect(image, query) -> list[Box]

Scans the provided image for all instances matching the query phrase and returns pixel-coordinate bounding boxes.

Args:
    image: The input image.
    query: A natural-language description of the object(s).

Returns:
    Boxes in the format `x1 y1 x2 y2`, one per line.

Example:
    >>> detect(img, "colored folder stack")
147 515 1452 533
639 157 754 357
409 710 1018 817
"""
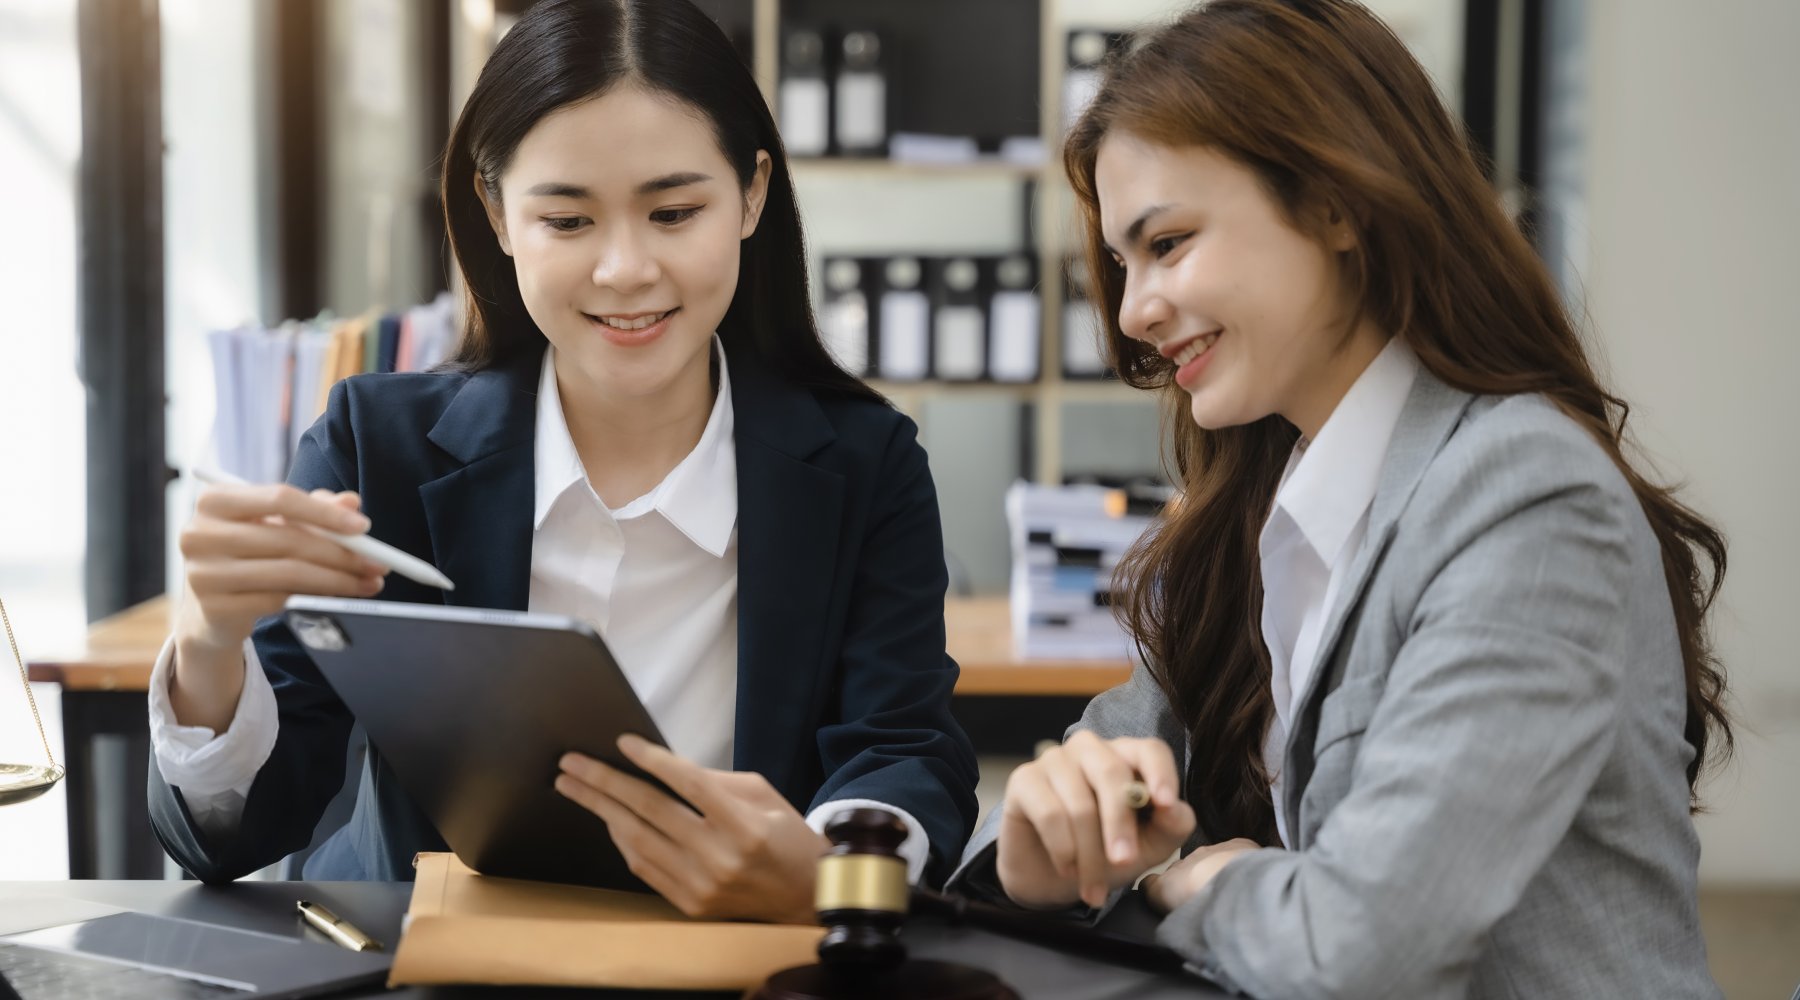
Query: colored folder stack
207 292 457 482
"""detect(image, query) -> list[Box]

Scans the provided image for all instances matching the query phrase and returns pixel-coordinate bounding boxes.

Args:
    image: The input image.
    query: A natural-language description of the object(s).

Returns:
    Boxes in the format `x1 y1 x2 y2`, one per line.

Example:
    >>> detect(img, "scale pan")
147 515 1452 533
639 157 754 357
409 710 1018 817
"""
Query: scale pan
0 763 63 806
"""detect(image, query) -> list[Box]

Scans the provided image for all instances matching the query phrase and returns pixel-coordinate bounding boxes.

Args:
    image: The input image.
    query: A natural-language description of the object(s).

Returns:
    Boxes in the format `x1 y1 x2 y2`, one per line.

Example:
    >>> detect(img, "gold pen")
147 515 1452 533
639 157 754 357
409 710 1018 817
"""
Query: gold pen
296 899 383 952
1124 779 1155 822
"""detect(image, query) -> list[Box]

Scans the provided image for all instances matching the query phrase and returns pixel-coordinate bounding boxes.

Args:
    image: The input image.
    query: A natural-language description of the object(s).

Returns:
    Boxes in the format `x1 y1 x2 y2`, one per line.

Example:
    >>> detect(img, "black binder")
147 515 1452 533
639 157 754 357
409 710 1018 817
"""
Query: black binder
1063 29 1134 134
930 256 987 381
834 28 890 156
820 256 874 376
1062 256 1110 379
987 254 1041 383
878 256 931 381
779 26 831 157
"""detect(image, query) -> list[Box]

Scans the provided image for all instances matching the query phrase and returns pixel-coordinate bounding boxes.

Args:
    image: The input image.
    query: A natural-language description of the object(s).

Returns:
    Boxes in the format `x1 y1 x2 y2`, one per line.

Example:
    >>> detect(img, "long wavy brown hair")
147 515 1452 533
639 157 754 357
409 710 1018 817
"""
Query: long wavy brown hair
1067 0 1731 845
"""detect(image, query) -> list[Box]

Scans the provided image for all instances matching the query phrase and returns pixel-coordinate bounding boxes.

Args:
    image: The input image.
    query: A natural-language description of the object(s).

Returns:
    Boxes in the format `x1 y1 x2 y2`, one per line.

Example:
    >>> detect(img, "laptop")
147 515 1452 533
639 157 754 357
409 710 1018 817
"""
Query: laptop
0 910 390 999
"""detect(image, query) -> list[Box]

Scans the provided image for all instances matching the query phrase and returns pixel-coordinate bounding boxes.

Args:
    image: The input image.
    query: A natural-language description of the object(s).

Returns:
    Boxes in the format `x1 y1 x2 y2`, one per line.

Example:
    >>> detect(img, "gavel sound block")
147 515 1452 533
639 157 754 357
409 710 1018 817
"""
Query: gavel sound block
748 808 1019 1000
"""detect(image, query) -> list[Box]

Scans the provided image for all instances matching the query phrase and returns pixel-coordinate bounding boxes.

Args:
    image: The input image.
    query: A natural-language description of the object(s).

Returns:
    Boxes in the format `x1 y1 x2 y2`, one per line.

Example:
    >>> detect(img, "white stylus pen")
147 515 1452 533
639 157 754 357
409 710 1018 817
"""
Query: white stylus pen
190 467 456 591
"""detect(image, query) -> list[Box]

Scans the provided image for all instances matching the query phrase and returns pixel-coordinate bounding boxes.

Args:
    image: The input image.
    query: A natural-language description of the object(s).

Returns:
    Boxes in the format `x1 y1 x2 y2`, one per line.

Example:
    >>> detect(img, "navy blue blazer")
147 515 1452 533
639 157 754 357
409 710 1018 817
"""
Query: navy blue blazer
148 340 980 885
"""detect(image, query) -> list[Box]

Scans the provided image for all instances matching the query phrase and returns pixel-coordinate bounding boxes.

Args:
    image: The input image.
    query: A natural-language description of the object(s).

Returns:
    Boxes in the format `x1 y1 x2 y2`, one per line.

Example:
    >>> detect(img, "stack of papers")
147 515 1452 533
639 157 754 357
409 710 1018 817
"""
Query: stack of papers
1005 481 1168 660
207 292 457 482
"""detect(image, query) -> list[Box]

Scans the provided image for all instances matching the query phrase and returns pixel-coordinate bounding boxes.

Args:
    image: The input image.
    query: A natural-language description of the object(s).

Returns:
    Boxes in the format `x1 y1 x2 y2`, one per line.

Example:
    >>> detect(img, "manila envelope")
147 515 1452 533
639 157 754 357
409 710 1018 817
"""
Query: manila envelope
388 853 826 990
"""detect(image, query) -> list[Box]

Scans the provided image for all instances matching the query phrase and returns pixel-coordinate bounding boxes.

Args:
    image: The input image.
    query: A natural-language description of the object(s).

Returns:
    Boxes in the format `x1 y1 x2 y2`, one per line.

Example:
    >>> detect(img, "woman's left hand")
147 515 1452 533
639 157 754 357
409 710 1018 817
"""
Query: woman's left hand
1142 838 1262 914
555 735 828 924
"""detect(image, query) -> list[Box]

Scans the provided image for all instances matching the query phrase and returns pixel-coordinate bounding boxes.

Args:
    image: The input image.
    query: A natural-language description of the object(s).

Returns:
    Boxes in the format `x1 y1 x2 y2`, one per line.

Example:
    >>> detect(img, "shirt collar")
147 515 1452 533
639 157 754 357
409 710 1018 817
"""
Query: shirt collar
532 337 738 557
534 353 587 530
1270 337 1420 567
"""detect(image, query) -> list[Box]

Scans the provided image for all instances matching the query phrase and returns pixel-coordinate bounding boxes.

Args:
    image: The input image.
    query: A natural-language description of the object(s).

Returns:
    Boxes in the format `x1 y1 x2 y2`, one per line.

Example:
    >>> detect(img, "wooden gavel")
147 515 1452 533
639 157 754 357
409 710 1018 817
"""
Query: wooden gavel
749 808 1019 1000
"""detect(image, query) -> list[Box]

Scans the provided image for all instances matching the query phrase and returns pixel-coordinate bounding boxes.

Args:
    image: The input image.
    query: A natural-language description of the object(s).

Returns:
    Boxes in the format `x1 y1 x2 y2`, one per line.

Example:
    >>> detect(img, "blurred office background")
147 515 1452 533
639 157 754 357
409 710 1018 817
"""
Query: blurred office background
0 1 1794 994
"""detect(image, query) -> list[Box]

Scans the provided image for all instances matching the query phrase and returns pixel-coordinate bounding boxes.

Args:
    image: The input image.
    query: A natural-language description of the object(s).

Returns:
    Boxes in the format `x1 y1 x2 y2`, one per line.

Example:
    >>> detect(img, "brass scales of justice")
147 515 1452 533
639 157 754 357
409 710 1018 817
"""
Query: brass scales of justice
0 595 65 806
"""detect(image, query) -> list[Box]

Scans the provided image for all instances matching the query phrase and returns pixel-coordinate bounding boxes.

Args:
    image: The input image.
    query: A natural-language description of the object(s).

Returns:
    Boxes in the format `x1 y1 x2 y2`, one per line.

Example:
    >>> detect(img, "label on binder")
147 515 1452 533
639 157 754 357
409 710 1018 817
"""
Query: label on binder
879 291 931 381
934 305 985 380
990 291 1041 382
1063 301 1109 377
779 79 829 156
836 73 886 150
822 294 871 375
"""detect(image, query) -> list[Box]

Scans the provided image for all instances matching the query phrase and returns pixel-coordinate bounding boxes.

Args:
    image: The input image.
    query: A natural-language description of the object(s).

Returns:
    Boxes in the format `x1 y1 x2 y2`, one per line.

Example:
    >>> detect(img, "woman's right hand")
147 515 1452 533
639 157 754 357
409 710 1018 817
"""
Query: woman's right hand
995 729 1197 910
169 483 387 728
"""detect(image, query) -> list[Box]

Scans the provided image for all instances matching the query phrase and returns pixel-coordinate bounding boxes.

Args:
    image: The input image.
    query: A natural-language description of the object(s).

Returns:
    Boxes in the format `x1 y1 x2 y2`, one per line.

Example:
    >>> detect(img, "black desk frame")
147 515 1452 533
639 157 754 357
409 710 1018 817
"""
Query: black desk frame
61 690 164 879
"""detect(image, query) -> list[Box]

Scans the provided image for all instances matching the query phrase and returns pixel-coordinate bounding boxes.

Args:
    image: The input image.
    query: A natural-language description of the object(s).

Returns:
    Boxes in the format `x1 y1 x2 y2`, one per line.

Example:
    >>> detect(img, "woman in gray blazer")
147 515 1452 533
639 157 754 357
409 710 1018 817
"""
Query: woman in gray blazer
952 2 1731 997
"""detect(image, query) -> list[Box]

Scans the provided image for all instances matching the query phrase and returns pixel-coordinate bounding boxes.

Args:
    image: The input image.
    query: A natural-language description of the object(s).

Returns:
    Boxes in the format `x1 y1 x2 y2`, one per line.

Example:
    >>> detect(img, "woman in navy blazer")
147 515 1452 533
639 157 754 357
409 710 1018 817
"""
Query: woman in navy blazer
148 0 977 921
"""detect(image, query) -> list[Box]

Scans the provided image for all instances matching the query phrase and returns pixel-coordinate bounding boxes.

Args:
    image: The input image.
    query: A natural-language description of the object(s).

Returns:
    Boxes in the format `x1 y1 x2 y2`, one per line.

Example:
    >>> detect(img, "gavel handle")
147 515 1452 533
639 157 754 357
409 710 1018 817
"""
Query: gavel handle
908 887 1188 976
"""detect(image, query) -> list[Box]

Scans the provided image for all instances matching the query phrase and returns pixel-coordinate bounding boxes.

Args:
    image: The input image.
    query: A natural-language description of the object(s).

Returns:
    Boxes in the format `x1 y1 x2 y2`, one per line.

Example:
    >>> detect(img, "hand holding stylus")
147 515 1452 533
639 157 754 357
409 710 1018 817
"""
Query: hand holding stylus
995 730 1196 911
191 469 454 591
169 471 396 731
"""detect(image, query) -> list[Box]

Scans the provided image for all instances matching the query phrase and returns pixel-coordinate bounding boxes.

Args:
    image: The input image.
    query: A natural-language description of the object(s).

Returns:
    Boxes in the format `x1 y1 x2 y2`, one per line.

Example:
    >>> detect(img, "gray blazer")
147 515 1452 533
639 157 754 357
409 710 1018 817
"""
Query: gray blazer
953 371 1721 999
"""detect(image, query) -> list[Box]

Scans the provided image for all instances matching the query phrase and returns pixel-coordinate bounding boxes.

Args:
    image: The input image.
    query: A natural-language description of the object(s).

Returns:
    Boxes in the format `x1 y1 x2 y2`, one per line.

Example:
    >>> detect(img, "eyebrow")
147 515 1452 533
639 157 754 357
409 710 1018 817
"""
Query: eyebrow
1101 203 1174 257
523 172 715 200
637 171 712 195
525 181 591 199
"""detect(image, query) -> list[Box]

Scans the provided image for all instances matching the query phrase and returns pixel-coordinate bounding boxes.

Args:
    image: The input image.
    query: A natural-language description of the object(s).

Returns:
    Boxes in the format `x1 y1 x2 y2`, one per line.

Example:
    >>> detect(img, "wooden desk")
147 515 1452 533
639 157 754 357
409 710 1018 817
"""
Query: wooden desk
27 595 1130 879
30 594 1131 698
27 594 168 692
946 596 1131 695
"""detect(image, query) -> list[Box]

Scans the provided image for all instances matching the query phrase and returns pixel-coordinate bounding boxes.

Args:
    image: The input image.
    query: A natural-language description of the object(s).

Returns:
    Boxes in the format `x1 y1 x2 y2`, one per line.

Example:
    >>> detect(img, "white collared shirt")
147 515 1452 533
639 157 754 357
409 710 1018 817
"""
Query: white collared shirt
147 337 929 881
530 341 741 771
1260 338 1418 847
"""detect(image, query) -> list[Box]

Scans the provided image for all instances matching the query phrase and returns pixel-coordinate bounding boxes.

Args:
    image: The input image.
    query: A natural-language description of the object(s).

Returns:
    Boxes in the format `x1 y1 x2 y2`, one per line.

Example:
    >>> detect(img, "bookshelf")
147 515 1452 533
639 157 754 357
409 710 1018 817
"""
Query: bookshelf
744 0 1156 489
454 0 1168 497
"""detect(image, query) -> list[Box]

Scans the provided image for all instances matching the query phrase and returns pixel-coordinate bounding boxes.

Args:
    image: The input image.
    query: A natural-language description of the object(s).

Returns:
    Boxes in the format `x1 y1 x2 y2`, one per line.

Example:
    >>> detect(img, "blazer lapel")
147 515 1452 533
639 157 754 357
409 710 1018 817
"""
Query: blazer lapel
726 344 846 799
418 351 541 613
1280 370 1475 836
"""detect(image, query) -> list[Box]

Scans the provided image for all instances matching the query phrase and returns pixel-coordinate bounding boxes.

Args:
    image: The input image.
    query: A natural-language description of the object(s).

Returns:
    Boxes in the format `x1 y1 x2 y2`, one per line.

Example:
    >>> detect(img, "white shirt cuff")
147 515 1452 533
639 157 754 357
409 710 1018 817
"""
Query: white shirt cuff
147 634 280 836
805 798 931 885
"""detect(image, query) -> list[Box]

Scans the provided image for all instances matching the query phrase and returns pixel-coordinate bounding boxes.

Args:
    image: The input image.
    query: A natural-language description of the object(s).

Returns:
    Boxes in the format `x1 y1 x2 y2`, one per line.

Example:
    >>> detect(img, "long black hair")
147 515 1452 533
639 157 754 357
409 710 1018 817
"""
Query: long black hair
442 0 879 403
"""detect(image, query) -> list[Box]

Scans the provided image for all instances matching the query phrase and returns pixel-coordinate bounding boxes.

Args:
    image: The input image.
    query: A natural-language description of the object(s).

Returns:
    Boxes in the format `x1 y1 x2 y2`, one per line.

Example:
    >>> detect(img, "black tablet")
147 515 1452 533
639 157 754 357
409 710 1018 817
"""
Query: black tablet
282 596 674 892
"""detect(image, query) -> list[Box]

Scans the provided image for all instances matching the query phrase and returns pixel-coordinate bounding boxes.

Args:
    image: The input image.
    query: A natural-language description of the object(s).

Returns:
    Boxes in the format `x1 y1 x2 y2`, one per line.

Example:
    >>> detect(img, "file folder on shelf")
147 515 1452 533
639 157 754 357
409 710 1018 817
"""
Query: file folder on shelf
820 256 873 376
779 26 831 157
877 256 931 381
988 255 1040 383
834 28 889 156
930 256 987 381
1062 257 1111 379
1063 30 1134 135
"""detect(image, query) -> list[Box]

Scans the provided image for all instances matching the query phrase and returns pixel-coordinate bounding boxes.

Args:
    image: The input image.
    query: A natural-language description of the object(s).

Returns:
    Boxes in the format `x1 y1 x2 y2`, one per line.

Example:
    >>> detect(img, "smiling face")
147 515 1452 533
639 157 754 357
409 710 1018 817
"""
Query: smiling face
1095 133 1383 438
481 85 770 403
